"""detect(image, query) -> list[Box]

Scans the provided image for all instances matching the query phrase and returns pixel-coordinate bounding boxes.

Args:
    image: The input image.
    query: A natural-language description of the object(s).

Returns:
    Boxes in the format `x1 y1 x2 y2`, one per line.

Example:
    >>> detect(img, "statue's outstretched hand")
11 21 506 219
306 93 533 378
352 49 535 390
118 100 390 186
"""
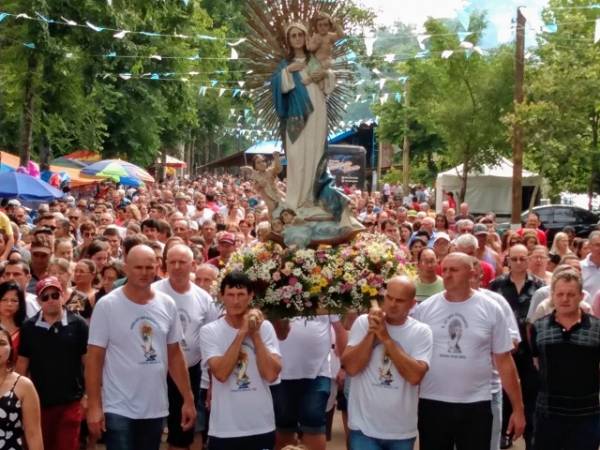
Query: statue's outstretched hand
287 61 306 72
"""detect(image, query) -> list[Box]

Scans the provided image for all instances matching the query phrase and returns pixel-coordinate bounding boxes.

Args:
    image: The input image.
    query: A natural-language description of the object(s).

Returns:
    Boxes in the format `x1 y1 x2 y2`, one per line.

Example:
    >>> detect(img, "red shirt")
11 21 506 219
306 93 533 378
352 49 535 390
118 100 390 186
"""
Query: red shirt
516 228 547 246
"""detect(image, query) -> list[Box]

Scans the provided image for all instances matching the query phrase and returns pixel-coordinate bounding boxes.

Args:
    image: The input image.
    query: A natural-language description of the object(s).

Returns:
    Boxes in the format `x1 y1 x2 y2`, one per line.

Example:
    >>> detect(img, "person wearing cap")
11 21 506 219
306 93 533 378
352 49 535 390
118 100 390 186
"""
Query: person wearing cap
473 223 502 275
432 232 451 264
16 276 89 450
27 234 53 294
207 233 237 270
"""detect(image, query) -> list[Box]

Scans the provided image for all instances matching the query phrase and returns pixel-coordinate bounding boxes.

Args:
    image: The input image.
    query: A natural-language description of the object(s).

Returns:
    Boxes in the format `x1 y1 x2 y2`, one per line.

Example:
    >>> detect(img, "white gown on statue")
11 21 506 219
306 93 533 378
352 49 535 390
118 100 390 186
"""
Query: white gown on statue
280 57 335 219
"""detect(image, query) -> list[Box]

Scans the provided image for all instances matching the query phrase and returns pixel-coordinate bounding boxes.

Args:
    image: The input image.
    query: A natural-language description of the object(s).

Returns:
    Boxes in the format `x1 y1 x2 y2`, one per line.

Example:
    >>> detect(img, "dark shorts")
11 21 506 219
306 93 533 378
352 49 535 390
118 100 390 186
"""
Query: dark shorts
272 376 331 434
207 431 275 450
167 363 201 447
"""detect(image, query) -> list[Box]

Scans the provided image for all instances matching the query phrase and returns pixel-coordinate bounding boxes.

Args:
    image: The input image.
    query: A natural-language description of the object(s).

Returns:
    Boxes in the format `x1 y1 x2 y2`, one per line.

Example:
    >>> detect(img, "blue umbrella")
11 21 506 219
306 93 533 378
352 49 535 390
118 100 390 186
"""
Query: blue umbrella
0 172 64 202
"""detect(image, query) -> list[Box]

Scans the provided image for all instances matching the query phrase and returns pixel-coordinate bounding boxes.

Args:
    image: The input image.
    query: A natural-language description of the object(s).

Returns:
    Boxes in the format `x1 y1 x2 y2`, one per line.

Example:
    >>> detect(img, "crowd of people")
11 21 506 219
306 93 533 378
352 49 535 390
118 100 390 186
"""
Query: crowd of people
0 173 597 450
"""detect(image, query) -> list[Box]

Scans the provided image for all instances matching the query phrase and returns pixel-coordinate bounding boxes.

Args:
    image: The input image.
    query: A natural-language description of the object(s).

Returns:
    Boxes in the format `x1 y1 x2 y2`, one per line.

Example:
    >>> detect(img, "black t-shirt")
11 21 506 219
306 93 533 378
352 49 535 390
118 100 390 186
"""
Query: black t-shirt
19 310 89 407
531 312 600 416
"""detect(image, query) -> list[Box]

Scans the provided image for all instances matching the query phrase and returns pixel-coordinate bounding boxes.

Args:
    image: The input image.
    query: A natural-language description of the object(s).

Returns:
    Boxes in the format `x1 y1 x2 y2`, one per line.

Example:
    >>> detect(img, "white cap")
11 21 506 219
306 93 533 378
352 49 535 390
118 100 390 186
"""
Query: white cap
433 232 451 244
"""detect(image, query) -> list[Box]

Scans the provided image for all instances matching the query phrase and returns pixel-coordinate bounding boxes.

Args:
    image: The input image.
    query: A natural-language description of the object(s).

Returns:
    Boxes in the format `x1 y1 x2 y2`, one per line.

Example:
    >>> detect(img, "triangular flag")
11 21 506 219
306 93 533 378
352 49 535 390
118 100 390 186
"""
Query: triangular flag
61 16 78 26
187 55 200 61
364 36 377 57
379 78 386 90
189 71 199 76
141 31 161 37
398 76 408 83
0 13 9 23
16 13 32 20
199 86 207 96
150 73 160 80
238 81 245 88
465 49 473 59
459 41 474 49
86 21 105 32
384 54 395 63
416 34 430 50
23 42 36 49
218 88 225 97
395 92 402 102
210 80 218 87
441 50 454 59
113 30 129 39
355 94 361 102
150 55 162 60
230 48 238 60
543 23 558 33
595 19 600 43
379 94 389 105
35 12 53 23
233 89 241 97
228 38 247 46
230 109 235 116
105 51 117 58
119 73 132 80
372 68 381 76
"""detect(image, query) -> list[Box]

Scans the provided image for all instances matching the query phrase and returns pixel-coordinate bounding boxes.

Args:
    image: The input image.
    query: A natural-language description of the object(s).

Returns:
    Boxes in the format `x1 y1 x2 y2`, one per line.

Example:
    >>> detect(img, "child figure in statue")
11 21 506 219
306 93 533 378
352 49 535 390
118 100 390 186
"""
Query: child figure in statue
307 12 344 71
241 151 285 217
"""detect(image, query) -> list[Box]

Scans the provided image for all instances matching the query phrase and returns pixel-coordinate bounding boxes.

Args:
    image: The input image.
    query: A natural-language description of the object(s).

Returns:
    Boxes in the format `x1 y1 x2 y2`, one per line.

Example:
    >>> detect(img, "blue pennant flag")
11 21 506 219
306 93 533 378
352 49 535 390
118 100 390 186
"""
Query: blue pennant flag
141 31 161 37
0 12 10 23
232 89 241 97
346 50 357 61
197 34 217 40
210 80 218 87
543 23 558 33
395 92 402 102
187 55 200 61
150 73 160 80
35 12 54 23
105 51 117 58
23 42 36 49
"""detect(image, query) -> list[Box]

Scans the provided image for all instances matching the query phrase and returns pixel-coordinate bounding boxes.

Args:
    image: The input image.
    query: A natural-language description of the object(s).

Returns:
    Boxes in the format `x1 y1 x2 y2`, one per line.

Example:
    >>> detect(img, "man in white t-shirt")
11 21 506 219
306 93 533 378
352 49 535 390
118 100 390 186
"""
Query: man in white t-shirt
85 245 196 450
342 276 433 449
274 314 347 450
412 252 525 450
200 271 281 450
153 244 219 450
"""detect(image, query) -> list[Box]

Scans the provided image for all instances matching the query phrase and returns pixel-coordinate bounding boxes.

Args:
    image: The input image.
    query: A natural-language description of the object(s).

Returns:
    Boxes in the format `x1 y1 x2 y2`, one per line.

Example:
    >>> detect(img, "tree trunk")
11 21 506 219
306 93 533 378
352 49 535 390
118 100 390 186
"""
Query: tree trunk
19 53 38 167
459 156 470 203
588 112 599 211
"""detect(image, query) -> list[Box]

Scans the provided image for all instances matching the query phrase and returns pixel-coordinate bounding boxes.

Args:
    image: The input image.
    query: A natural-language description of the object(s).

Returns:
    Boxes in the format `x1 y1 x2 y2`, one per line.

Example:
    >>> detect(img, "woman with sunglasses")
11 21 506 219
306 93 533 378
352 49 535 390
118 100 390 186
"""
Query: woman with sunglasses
66 260 97 320
0 327 43 450
0 281 27 356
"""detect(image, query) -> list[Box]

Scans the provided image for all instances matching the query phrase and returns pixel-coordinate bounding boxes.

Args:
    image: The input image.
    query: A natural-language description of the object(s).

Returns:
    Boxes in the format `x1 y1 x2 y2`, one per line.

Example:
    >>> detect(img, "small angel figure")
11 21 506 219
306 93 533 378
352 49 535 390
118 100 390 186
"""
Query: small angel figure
307 12 344 72
241 151 285 217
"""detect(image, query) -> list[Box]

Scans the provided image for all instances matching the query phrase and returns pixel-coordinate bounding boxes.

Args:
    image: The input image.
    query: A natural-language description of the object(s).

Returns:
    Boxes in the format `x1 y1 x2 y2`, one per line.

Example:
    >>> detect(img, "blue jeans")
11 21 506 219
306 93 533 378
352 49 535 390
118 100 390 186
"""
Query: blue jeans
272 376 331 434
490 390 502 450
104 413 164 450
349 429 415 450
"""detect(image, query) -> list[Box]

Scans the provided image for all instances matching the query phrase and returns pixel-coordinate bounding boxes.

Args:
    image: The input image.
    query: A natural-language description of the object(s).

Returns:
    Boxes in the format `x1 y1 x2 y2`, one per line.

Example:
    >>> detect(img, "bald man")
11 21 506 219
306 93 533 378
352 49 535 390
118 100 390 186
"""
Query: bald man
412 253 525 450
342 276 433 449
153 245 220 450
86 245 196 450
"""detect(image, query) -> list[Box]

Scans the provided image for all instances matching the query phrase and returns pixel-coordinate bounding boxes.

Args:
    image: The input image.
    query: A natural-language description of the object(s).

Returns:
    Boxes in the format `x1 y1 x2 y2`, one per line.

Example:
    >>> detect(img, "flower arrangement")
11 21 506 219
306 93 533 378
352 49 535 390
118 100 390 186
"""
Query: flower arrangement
220 233 411 319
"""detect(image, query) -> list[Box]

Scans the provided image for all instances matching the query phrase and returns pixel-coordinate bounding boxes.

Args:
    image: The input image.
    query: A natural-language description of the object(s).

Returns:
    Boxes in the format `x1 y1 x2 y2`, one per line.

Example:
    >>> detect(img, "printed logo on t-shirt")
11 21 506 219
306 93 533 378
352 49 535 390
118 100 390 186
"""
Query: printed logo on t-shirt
233 344 253 391
378 349 394 386
441 313 467 359
178 308 190 350
130 316 160 364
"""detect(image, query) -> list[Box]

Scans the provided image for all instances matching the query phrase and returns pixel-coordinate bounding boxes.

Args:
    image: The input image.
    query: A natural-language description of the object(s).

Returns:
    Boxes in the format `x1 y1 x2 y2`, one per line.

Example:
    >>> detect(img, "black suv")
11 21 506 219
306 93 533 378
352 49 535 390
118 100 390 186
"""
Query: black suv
523 205 599 244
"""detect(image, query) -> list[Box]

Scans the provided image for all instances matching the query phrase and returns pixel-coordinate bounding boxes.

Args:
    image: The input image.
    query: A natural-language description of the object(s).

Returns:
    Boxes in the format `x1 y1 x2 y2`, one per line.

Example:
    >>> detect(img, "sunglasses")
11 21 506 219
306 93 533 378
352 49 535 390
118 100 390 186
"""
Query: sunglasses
40 291 61 302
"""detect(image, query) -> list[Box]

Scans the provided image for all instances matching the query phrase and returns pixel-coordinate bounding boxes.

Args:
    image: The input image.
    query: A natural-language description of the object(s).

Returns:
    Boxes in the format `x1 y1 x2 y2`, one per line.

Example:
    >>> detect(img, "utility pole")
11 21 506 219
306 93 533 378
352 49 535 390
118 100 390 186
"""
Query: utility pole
511 7 526 228
402 79 410 194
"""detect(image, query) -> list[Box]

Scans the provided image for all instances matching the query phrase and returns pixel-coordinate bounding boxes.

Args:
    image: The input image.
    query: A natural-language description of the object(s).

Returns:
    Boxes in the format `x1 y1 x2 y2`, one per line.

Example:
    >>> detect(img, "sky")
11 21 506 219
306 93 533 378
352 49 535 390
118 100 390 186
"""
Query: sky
358 0 550 46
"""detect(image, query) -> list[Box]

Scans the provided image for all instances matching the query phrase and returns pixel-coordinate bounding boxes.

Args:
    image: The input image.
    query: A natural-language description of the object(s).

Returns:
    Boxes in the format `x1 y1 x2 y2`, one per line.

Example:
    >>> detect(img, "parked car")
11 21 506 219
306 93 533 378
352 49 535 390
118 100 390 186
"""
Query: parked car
497 205 599 245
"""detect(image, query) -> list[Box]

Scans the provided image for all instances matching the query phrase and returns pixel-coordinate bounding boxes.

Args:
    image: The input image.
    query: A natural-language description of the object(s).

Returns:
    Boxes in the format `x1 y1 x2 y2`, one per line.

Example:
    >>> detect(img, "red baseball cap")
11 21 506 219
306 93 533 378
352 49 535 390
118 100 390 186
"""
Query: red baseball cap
35 276 63 297
218 232 236 245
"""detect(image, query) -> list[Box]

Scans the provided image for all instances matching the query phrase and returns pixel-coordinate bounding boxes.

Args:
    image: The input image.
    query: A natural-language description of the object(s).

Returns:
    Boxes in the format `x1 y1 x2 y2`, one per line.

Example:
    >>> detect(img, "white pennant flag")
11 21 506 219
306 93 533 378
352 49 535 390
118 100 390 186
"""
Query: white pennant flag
379 78 386 90
118 73 132 80
238 81 245 87
379 93 389 105
61 16 78 26
189 71 199 76
228 38 247 46
355 94 361 102
113 30 128 39
364 36 377 57
230 48 238 60
16 13 32 20
459 41 474 49
219 88 226 97
384 54 395 63
441 50 454 59
417 34 430 50
86 21 104 32
595 18 600 43
150 55 162 60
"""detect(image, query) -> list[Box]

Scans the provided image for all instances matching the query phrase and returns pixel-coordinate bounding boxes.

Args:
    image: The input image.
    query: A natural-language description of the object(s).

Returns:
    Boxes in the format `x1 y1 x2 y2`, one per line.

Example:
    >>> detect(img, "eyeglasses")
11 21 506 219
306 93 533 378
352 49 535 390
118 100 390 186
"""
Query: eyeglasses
509 257 528 262
40 292 61 302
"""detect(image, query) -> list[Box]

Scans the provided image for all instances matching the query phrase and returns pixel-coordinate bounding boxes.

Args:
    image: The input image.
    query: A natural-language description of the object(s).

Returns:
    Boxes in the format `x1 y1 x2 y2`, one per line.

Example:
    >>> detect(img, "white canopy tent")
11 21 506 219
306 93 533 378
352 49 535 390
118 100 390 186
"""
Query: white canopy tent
435 157 543 215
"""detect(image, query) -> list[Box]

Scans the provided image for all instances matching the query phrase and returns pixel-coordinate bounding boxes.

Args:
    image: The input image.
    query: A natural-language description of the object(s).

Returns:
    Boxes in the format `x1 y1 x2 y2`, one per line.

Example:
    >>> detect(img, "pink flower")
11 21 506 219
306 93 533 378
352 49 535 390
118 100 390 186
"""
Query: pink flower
289 277 298 286
272 272 281 282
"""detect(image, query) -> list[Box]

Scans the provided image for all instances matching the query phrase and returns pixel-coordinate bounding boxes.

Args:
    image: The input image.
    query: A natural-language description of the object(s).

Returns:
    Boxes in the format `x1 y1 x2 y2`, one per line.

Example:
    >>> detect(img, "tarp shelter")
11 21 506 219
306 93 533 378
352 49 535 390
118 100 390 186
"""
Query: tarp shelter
435 157 543 215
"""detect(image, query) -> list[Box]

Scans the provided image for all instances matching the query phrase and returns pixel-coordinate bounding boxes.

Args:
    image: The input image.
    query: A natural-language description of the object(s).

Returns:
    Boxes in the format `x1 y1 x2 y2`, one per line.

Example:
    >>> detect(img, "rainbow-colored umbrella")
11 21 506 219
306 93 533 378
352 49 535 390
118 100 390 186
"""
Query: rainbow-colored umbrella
81 159 154 185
